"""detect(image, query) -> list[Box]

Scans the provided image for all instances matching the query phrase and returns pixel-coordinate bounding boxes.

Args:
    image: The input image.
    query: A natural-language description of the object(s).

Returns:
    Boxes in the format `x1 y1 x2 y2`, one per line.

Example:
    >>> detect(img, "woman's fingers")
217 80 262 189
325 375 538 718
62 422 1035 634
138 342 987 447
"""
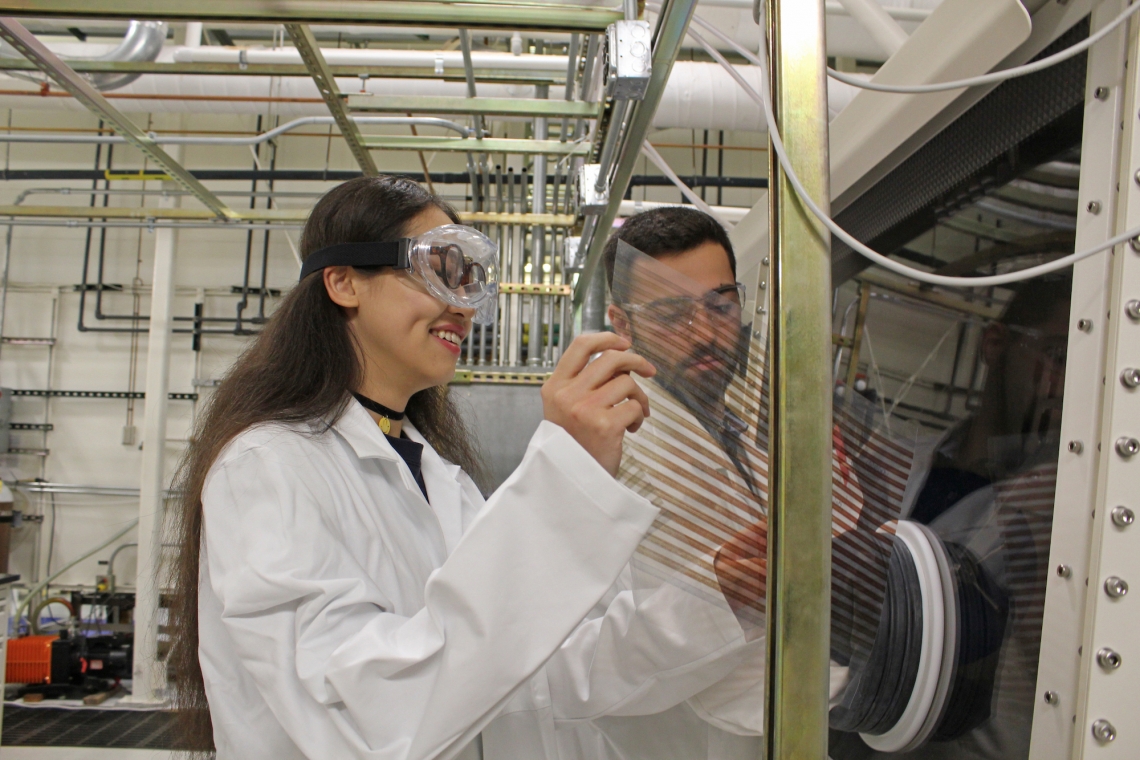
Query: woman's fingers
595 374 652 420
610 394 648 435
542 334 657 476
550 332 632 381
576 348 656 390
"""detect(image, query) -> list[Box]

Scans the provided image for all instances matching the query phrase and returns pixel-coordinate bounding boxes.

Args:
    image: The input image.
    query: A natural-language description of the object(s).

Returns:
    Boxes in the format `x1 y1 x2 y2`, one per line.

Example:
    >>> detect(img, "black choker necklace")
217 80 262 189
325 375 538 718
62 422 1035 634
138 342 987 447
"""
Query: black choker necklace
352 392 405 435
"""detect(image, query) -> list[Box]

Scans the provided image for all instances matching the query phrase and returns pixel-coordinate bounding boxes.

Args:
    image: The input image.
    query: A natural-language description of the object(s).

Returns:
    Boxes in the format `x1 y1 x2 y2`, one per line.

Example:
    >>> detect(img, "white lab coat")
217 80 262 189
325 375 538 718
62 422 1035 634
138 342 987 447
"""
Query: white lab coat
199 401 763 760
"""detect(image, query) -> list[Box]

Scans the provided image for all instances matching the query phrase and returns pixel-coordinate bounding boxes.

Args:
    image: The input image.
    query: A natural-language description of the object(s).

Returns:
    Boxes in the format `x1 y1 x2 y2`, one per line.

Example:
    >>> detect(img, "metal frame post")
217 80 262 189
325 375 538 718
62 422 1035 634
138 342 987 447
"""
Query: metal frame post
1030 1 1129 756
763 0 833 758
1070 5 1140 756
127 189 179 704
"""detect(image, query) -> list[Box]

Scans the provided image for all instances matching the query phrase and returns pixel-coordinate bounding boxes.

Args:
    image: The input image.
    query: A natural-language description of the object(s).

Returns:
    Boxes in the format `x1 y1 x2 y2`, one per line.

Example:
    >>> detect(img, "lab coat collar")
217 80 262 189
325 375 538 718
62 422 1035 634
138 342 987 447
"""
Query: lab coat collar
333 398 404 463
333 398 467 551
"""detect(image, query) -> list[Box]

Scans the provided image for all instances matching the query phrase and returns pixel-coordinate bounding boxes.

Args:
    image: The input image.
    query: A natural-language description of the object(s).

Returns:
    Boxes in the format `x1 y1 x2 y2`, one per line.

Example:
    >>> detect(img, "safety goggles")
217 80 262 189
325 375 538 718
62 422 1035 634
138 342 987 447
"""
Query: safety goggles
299 224 499 324
621 283 746 326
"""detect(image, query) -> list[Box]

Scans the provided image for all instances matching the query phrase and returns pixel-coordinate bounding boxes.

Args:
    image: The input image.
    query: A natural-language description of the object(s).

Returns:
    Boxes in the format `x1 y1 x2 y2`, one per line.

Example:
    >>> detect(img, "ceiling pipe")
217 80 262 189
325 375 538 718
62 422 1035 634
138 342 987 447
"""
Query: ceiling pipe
0 61 863 133
0 115 472 144
173 45 569 73
835 0 910 57
0 20 167 91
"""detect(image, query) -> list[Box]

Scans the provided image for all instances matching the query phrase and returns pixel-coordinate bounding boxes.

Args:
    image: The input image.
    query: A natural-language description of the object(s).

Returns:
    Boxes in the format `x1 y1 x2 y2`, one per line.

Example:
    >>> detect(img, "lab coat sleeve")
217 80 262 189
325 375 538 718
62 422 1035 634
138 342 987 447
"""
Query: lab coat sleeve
202 421 658 760
543 573 753 722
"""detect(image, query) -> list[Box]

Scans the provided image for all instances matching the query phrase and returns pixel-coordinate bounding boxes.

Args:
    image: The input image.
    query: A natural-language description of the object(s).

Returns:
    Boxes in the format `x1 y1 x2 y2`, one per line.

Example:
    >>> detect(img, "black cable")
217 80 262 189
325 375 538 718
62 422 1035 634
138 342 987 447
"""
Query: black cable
45 492 57 578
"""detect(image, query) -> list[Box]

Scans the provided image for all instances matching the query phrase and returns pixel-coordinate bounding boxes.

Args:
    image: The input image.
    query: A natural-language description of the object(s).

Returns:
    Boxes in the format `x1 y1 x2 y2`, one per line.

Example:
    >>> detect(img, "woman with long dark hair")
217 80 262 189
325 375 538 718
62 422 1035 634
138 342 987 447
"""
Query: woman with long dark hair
168 176 661 759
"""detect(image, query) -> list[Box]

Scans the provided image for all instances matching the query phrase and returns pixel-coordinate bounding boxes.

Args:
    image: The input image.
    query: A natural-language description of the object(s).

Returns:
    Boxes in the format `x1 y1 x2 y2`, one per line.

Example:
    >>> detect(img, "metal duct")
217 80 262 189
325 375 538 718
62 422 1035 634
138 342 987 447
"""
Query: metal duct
0 20 167 91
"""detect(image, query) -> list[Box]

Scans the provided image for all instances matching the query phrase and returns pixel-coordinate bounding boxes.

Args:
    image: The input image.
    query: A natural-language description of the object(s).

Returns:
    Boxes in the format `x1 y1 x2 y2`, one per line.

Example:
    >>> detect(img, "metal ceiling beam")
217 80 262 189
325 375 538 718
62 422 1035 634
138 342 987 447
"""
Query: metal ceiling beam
348 95 599 119
0 1 622 33
0 17 234 219
286 23 378 177
361 135 589 155
0 60 566 83
0 205 577 227
572 0 700 304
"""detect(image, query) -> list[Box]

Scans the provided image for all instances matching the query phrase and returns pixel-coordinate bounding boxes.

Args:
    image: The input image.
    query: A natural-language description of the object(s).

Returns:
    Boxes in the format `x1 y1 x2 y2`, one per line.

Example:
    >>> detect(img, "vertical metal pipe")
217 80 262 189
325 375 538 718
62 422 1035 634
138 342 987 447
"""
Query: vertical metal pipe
130 184 180 705
580 263 608 333
763 1 832 758
493 165 504 366
561 33 580 143
529 86 549 366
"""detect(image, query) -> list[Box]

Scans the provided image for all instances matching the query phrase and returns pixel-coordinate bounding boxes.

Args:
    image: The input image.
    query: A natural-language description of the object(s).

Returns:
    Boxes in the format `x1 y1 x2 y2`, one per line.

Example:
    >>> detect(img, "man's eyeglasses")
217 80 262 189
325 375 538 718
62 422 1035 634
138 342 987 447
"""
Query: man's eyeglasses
621 283 746 326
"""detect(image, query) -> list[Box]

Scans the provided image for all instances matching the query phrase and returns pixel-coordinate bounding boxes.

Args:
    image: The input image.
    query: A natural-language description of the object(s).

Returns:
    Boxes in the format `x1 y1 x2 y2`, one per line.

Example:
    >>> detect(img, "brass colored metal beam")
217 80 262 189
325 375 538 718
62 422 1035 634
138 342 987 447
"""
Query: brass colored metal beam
0 1 622 33
450 369 551 385
0 205 577 227
0 59 566 83
362 135 590 156
286 23 378 176
346 94 599 119
0 18 234 219
497 282 572 295
764 0 832 757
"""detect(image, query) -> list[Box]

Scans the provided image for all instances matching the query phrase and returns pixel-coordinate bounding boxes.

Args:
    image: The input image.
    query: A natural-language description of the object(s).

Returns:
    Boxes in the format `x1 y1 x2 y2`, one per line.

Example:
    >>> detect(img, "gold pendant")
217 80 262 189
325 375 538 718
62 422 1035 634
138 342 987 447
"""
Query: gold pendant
378 416 391 435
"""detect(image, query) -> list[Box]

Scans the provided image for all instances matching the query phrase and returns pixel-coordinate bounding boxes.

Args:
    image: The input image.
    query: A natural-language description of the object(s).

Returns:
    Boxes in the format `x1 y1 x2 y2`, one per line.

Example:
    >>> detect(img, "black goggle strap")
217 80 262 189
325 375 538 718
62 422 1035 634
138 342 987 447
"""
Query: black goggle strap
298 239 411 282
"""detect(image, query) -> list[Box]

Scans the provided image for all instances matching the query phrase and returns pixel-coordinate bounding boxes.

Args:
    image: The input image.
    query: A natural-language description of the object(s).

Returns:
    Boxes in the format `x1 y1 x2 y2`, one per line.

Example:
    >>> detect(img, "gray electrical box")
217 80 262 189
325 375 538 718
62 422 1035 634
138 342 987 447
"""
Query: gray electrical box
577 164 609 214
604 20 652 101
563 236 584 271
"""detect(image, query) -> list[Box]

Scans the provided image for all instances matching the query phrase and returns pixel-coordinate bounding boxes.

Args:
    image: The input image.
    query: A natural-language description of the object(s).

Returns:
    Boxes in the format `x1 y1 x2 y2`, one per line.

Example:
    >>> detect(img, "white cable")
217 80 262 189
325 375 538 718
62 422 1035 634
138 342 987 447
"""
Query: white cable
685 23 1140 289
827 1 1140 93
15 517 140 622
671 0 1140 95
639 142 731 228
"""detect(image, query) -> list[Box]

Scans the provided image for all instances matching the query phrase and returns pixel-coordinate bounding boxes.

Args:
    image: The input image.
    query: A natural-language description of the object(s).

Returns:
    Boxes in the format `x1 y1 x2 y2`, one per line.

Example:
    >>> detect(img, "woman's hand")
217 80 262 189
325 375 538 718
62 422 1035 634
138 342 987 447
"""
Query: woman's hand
542 333 656 476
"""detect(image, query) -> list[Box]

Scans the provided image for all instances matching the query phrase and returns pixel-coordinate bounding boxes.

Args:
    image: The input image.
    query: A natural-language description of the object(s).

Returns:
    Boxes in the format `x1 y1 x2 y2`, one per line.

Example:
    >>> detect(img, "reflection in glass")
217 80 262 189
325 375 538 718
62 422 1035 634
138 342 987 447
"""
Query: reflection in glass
610 239 1072 759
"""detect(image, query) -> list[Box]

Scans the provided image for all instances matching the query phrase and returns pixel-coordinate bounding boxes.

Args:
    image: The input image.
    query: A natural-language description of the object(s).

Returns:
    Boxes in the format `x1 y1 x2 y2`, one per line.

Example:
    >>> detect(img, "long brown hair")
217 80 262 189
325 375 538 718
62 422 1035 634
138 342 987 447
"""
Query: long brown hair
167 176 485 752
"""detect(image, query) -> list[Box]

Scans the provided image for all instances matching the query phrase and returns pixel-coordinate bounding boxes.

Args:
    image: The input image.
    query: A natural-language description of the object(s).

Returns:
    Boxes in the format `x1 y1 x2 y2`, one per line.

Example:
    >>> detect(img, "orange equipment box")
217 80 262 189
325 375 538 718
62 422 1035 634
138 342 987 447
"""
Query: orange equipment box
5 634 58 684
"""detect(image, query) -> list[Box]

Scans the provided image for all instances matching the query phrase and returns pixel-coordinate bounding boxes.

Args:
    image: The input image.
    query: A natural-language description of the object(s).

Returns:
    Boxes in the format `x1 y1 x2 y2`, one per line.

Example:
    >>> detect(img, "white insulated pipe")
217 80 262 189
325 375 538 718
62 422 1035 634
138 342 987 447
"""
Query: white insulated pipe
0 60 865 132
835 0 910 56
172 45 570 72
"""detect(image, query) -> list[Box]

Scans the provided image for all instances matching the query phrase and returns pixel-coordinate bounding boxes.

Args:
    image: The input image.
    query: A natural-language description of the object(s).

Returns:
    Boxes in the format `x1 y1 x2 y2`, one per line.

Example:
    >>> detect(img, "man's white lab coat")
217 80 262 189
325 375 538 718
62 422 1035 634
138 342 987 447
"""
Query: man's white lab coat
199 401 760 760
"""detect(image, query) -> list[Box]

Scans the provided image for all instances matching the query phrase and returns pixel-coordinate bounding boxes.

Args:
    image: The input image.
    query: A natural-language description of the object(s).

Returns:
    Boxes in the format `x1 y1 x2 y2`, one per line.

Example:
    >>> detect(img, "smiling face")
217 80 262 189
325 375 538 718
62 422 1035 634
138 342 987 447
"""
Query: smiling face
323 206 474 410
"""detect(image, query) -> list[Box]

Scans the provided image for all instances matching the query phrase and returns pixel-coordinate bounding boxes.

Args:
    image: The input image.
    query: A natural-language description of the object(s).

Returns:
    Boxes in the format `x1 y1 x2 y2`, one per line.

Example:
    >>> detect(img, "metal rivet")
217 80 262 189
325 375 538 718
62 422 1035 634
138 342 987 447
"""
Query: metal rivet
1044 690 1060 705
1122 368 1140 388
1127 300 1140 321
1116 436 1140 457
1095 86 1110 100
756 305 765 314
1105 576 1129 598
1112 506 1135 527
1057 564 1072 578
1068 440 1084 454
1092 719 1117 743
1088 200 1102 214
759 281 767 289
762 256 770 266
1078 318 1094 332
1096 647 1122 670
1132 236 1140 253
